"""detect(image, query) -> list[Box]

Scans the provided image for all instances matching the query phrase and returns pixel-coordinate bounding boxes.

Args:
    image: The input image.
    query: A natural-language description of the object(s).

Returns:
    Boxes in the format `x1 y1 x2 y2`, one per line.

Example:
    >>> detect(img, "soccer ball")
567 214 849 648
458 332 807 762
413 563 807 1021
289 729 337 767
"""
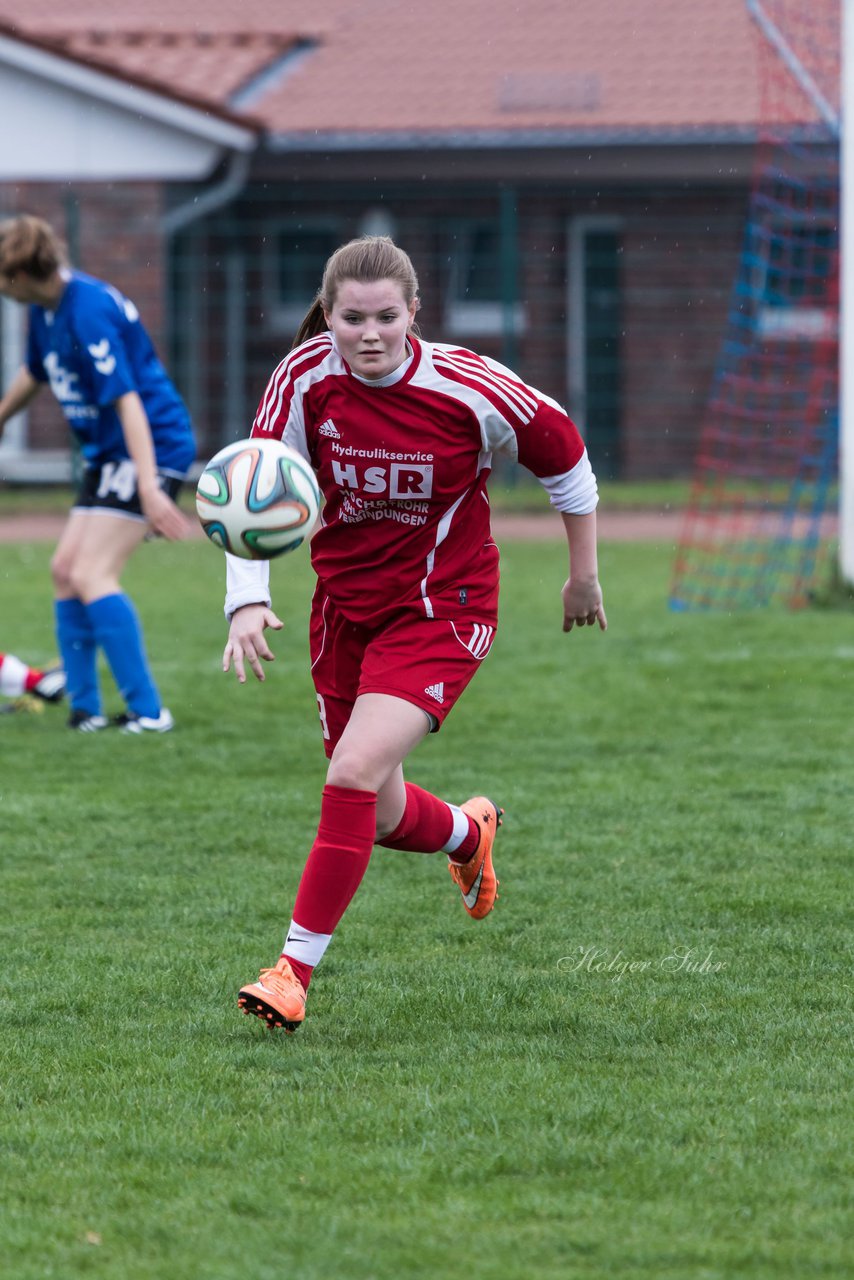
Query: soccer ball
195 437 321 560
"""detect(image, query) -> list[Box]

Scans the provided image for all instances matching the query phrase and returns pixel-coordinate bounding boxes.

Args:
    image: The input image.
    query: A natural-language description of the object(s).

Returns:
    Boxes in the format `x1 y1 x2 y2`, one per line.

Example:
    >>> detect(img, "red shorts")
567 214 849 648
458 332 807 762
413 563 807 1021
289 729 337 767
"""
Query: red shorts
309 592 497 756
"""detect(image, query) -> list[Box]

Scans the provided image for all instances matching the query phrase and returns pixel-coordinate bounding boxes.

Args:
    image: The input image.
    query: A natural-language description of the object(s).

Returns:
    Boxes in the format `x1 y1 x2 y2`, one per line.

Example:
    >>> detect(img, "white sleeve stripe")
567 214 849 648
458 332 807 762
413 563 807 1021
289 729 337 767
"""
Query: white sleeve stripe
433 342 534 398
255 358 287 432
441 366 533 423
255 338 332 434
448 350 539 415
434 349 539 417
256 353 304 433
256 370 287 434
412 360 518 455
433 350 537 416
432 354 534 427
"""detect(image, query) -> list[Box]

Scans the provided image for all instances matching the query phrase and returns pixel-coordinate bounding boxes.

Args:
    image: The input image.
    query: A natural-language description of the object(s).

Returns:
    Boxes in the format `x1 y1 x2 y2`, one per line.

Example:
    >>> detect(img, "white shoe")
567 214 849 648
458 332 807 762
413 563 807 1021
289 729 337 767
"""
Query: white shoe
33 666 66 703
115 708 174 734
68 710 109 732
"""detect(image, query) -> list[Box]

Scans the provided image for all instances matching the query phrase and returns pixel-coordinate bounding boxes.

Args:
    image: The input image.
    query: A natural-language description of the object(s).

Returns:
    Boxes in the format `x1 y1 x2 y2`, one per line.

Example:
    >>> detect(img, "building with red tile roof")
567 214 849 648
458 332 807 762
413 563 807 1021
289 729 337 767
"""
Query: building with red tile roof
0 0 840 478
0 0 827 139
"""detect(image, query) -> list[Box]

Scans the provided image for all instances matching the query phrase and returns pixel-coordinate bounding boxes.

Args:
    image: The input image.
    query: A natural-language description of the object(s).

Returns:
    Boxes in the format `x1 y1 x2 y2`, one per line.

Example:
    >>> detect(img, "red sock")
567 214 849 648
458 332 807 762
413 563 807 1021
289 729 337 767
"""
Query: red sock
451 819 481 863
378 782 455 853
23 666 44 693
284 955 314 992
291 784 377 937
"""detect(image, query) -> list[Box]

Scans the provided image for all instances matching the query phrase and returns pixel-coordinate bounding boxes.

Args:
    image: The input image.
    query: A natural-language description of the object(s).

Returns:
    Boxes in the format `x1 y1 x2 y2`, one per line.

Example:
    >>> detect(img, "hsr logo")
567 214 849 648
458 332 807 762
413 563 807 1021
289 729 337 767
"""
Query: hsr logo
331 459 433 499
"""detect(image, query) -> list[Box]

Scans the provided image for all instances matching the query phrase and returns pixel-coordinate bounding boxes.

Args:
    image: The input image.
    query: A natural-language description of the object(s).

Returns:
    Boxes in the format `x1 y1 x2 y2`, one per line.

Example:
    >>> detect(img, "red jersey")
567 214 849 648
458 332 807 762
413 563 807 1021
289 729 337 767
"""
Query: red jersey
229 333 596 627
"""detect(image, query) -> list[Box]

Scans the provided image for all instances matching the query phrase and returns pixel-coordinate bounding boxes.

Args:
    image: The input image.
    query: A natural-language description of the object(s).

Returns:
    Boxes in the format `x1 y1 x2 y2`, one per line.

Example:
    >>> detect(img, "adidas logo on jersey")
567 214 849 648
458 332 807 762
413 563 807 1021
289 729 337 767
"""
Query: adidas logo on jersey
318 419 341 439
424 682 445 704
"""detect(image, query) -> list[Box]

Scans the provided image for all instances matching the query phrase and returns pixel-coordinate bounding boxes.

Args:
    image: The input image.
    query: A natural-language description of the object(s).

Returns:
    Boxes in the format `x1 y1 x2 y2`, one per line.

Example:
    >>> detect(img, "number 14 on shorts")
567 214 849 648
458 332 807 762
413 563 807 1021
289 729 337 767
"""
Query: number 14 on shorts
97 459 137 502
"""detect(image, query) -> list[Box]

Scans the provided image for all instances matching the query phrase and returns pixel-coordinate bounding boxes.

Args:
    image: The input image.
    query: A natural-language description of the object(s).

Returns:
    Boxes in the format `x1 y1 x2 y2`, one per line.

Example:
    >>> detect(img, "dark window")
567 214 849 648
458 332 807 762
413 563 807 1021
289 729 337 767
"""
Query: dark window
449 222 502 303
275 226 340 306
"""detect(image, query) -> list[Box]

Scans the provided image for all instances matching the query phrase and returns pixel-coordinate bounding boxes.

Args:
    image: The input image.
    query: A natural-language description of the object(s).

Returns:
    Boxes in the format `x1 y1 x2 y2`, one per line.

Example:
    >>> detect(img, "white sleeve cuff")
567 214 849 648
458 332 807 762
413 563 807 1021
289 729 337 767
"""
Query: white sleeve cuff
538 450 599 514
224 554 271 620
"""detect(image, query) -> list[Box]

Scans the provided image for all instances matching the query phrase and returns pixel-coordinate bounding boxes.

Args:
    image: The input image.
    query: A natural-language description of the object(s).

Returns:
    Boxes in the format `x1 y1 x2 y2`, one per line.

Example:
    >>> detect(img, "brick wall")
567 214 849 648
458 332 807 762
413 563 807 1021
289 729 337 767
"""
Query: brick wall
2 181 166 454
5 175 749 479
618 192 746 477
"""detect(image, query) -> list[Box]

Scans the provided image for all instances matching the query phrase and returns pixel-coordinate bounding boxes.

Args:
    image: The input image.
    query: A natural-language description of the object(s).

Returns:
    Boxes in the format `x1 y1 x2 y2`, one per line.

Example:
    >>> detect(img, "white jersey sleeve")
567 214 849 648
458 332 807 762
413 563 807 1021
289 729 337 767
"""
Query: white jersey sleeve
224 554 271 621
538 451 598 515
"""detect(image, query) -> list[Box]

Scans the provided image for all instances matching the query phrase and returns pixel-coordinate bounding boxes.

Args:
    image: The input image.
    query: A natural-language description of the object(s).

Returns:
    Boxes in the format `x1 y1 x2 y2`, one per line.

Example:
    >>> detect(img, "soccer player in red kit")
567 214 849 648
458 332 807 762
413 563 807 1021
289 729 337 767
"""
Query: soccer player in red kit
223 236 606 1032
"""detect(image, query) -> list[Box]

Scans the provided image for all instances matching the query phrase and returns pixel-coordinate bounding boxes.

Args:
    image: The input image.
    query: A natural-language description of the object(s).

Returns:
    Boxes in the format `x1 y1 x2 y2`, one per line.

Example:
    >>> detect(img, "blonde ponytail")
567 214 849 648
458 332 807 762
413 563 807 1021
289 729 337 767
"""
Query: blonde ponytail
291 299 328 350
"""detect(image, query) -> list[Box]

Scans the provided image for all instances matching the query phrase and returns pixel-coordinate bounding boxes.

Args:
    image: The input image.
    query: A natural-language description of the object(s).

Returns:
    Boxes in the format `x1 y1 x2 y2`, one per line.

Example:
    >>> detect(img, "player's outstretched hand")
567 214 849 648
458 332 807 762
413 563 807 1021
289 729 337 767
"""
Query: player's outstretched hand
224 604 284 683
561 577 607 633
142 487 192 541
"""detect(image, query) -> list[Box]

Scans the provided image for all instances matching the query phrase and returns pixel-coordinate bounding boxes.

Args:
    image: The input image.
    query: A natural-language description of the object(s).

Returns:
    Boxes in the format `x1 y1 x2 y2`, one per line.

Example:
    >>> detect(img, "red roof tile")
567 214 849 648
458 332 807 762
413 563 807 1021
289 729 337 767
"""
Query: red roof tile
44 30 296 113
0 0 837 141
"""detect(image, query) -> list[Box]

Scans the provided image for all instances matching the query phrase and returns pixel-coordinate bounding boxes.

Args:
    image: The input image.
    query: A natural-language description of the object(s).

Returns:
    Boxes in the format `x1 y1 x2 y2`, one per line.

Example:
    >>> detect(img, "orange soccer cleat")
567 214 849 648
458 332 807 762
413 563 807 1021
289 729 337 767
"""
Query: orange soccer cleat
238 956 307 1032
448 796 503 919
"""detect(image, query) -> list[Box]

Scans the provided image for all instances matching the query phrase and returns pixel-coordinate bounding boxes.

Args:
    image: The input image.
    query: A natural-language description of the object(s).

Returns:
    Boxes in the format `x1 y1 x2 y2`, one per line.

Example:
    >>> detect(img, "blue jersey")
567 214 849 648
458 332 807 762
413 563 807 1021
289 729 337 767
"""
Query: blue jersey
26 270 195 473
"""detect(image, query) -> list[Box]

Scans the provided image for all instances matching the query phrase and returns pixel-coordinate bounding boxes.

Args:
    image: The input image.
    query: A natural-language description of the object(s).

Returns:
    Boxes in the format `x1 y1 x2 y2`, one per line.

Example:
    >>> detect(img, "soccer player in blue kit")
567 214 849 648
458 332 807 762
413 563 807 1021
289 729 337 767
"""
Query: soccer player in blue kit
0 214 195 732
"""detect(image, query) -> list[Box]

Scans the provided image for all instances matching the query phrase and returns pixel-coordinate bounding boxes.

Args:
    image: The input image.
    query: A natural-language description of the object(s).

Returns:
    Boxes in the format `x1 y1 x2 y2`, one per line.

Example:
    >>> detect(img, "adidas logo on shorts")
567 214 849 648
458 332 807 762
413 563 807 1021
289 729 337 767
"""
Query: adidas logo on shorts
424 682 445 704
318 419 341 439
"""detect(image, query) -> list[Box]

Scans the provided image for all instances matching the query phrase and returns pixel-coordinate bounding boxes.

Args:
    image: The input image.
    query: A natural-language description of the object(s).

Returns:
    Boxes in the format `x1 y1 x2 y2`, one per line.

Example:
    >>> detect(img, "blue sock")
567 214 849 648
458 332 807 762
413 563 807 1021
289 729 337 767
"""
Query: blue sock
85 593 161 719
55 597 101 715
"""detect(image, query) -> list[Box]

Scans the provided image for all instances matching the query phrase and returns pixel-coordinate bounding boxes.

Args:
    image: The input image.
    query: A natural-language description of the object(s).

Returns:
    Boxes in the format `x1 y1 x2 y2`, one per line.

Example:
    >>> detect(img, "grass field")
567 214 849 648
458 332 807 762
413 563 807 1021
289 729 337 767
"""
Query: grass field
1 534 851 1280
0 476 694 516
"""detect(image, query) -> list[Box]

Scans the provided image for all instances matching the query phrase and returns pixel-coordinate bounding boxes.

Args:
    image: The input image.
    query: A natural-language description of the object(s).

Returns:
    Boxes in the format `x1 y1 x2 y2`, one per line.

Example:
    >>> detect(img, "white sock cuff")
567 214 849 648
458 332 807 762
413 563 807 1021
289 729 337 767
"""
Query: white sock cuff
441 804 470 854
282 919 334 969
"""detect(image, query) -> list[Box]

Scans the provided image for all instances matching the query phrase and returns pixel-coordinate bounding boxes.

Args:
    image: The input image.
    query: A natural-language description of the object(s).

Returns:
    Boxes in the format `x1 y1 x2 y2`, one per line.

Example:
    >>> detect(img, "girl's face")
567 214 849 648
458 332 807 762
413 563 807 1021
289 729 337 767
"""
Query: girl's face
324 279 417 381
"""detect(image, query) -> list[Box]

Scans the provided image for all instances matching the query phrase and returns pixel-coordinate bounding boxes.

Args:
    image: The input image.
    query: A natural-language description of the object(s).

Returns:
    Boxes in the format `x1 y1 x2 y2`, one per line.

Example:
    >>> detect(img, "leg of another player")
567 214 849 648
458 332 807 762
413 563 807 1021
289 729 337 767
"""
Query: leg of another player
61 512 166 723
0 652 30 698
53 509 169 727
0 651 64 701
52 511 103 721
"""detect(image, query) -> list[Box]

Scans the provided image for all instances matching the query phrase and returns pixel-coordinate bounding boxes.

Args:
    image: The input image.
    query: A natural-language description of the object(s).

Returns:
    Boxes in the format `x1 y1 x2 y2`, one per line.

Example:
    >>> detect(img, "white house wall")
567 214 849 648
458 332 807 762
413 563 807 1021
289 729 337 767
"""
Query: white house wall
0 63 227 179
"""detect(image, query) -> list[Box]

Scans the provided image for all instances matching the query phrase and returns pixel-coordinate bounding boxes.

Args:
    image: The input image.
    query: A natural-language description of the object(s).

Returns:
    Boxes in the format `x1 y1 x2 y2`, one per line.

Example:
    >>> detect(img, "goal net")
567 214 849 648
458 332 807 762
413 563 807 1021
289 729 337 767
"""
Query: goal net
670 0 840 610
